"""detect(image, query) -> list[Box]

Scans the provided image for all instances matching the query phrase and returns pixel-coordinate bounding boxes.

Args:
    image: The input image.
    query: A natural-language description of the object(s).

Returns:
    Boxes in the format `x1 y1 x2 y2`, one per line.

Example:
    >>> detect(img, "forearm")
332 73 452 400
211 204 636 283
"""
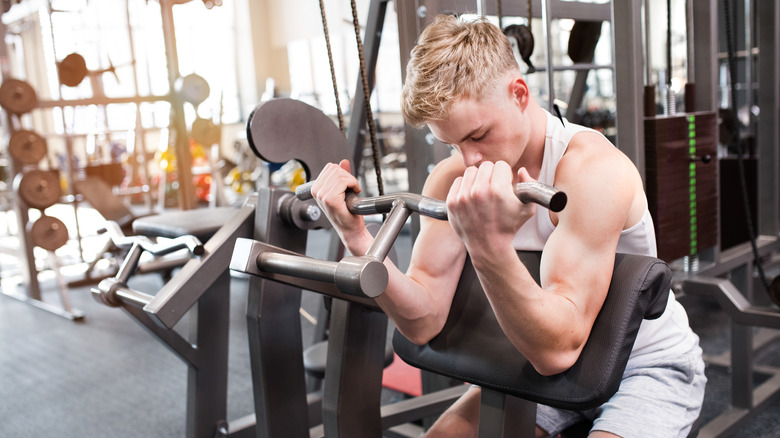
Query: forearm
336 222 459 345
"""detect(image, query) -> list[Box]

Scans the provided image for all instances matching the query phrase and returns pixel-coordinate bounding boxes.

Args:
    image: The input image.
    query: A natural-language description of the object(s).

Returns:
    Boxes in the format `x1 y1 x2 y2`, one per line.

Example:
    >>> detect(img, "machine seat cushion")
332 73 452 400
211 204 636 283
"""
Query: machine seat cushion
392 251 671 411
132 207 237 242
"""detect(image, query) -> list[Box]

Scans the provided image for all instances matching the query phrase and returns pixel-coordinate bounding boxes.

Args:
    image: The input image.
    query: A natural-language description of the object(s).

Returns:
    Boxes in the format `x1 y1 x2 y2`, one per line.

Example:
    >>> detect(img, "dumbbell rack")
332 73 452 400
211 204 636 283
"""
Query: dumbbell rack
0 78 84 320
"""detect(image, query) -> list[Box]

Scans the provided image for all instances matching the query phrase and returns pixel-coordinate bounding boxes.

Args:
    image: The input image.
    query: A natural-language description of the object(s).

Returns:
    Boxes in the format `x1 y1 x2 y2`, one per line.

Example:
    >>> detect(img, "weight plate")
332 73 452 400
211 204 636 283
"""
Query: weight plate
191 117 221 145
0 79 38 114
8 130 47 165
15 169 61 210
58 53 88 87
176 73 210 105
29 215 69 251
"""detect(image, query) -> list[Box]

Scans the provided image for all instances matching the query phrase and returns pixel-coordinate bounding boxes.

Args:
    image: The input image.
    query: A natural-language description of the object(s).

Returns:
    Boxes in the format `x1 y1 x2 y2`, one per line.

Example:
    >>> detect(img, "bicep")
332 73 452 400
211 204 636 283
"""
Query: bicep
540 151 634 328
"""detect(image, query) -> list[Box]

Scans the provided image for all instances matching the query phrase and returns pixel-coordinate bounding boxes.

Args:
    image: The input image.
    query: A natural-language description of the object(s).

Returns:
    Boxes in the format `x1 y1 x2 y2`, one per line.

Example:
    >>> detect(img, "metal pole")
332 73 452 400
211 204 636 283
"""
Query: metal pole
541 0 555 111
160 0 195 210
612 0 646 180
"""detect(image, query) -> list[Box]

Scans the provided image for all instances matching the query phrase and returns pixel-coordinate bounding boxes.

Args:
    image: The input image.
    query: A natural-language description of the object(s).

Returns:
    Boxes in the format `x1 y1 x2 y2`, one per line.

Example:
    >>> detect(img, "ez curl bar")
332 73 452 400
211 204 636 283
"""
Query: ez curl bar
230 180 566 299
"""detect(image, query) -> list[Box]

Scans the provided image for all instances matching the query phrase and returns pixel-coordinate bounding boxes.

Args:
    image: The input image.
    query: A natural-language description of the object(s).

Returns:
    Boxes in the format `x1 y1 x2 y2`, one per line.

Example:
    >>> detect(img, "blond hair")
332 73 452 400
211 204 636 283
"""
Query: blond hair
401 14 519 128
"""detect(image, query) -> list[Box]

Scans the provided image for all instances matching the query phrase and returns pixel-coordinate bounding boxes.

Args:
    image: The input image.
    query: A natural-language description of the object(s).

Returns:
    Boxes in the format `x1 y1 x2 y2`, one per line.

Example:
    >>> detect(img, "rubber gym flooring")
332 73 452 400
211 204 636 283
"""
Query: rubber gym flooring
1 226 780 437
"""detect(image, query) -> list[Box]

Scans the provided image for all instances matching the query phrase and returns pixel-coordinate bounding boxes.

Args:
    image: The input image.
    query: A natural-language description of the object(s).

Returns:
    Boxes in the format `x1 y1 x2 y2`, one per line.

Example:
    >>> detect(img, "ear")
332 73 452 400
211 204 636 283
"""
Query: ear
509 76 529 108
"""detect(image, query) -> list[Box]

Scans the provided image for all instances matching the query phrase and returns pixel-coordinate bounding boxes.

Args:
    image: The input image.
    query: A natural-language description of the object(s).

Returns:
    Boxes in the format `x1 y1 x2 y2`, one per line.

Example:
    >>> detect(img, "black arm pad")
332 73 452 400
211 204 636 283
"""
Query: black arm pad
392 251 671 411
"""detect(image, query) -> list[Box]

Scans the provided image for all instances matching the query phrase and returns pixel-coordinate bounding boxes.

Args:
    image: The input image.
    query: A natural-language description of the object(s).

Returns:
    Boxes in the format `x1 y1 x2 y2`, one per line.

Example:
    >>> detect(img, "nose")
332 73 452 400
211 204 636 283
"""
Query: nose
461 150 483 168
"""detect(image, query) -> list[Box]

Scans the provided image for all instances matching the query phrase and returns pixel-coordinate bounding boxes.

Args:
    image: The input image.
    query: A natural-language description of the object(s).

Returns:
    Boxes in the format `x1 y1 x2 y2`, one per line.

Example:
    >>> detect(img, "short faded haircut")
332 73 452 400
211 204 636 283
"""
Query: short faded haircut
401 14 519 128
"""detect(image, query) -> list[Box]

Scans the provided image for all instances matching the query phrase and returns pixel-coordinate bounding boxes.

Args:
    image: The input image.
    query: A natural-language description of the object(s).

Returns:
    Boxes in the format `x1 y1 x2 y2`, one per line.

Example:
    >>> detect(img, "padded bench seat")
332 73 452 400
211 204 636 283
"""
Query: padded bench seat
393 251 671 411
132 207 237 242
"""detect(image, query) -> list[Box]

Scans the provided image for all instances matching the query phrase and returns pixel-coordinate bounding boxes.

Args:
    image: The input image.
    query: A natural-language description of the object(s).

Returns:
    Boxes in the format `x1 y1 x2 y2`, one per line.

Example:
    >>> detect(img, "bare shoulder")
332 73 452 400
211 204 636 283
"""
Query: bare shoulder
555 130 646 230
560 131 641 189
421 155 466 200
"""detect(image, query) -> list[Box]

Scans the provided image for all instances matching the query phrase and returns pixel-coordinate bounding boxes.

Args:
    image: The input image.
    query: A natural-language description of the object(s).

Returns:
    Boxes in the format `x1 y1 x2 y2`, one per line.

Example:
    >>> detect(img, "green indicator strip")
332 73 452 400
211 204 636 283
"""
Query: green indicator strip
687 115 697 255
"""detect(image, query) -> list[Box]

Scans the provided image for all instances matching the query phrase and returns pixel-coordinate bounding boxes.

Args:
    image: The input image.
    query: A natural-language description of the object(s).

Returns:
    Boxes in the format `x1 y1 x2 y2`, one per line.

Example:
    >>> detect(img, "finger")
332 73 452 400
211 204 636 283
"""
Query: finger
315 162 352 203
516 166 536 183
472 162 494 198
447 176 464 207
339 159 351 174
458 166 479 199
311 162 338 198
491 161 514 194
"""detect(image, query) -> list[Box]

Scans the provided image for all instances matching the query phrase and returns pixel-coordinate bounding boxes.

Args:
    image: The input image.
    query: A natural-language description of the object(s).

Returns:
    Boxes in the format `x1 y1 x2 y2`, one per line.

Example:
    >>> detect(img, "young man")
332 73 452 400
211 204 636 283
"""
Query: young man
311 14 705 438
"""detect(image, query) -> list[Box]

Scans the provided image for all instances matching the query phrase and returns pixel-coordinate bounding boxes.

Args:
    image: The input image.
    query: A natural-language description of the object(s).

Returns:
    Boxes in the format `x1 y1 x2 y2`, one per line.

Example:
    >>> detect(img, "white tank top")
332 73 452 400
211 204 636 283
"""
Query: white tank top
512 110 697 361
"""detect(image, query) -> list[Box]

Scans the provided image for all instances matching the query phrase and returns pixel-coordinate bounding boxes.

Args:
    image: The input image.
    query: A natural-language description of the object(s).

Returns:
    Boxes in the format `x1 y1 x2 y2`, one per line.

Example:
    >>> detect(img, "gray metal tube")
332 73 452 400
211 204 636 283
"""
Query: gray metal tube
114 286 155 309
296 180 565 218
365 201 412 261
257 252 338 284
256 251 388 298
92 277 153 309
105 221 204 255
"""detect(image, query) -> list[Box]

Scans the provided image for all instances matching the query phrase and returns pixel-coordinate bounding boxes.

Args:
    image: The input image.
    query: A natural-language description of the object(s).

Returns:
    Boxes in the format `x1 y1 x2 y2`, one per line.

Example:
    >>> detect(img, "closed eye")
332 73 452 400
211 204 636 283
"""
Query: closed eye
471 131 487 142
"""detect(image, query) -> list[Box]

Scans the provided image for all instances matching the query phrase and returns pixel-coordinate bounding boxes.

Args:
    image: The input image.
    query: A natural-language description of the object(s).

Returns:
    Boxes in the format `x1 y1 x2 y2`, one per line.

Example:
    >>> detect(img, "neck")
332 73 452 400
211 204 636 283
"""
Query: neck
515 103 547 180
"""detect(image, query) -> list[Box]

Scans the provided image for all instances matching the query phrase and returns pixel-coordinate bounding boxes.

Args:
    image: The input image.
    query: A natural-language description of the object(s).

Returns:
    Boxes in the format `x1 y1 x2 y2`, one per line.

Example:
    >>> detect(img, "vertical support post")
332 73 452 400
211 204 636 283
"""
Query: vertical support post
160 0 195 210
541 0 555 111
691 0 718 113
321 299 388 437
757 0 780 236
247 188 310 438
186 270 231 438
731 321 754 409
479 388 537 438
612 0 646 180
395 0 431 241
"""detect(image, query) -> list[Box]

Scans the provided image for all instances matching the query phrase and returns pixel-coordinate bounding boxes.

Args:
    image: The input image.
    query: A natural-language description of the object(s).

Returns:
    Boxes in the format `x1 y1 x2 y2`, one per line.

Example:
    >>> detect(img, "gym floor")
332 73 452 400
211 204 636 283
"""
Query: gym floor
1 208 779 437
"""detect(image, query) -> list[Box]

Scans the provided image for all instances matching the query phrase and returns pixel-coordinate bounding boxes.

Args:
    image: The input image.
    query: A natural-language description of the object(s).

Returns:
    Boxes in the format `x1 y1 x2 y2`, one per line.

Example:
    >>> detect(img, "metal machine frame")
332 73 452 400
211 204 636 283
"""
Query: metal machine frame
92 200 256 438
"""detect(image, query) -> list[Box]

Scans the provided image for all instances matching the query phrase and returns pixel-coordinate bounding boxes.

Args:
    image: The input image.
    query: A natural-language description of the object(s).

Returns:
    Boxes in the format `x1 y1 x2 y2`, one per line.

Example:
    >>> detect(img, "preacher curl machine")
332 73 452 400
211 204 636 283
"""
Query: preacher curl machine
227 98 673 437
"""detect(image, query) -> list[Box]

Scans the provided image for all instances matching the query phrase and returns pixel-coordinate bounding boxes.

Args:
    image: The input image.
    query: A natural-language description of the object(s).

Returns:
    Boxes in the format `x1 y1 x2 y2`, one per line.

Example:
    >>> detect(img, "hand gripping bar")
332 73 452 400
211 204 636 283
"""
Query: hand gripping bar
295 179 567 217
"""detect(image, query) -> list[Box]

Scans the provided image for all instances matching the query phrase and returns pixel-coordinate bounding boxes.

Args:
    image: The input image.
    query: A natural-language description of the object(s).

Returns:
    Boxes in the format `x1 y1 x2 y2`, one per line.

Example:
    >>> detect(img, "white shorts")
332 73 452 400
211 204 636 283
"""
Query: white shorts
536 340 707 438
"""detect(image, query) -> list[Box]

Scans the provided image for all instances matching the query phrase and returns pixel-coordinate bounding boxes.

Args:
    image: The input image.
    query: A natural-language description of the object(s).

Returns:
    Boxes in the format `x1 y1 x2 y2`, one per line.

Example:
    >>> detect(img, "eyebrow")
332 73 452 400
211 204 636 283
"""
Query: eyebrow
457 125 483 144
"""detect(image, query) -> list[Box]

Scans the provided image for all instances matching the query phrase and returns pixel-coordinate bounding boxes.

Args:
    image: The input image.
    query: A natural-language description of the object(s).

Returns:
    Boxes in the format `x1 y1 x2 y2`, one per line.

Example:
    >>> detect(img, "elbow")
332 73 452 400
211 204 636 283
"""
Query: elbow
407 331 435 346
530 341 586 376
396 314 448 346
532 352 579 376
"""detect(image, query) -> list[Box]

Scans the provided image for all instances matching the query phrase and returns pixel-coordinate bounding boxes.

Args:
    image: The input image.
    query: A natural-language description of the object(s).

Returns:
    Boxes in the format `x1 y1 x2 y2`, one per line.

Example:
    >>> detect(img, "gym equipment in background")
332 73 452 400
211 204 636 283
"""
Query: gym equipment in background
0 77 82 320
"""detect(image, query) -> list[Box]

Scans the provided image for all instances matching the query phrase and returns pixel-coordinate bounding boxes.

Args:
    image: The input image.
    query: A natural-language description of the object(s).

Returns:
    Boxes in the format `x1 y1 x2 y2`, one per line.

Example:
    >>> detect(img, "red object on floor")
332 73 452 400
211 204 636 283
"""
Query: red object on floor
382 353 422 397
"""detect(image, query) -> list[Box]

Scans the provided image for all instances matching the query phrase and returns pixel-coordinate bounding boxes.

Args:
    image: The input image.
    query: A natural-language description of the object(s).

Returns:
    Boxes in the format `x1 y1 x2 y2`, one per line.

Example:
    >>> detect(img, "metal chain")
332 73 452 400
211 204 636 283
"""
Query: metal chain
497 0 503 28
350 0 384 196
318 0 345 134
527 0 532 32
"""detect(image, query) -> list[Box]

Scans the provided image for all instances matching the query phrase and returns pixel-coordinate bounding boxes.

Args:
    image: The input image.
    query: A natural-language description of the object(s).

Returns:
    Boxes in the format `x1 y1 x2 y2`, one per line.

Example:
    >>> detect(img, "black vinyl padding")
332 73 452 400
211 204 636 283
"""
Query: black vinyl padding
132 207 237 241
392 251 671 411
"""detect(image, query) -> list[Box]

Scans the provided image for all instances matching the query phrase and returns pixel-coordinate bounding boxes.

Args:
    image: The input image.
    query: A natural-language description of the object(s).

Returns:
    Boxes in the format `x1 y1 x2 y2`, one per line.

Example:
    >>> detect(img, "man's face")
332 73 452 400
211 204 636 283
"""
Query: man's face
427 87 528 172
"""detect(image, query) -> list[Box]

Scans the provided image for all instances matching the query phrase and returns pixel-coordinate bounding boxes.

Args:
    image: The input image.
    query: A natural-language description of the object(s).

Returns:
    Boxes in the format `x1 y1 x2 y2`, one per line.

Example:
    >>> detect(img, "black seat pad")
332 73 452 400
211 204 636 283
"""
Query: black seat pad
132 207 237 242
392 251 671 411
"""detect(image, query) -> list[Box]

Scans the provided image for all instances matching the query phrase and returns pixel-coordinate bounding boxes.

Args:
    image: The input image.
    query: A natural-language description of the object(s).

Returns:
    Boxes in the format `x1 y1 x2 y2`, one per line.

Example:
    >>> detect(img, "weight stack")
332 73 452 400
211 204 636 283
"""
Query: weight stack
645 112 718 263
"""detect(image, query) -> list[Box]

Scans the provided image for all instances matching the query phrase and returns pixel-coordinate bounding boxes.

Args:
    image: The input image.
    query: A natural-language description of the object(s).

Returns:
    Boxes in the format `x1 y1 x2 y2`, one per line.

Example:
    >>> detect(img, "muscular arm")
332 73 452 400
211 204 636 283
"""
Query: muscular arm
312 157 469 345
376 157 469 344
450 133 644 375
